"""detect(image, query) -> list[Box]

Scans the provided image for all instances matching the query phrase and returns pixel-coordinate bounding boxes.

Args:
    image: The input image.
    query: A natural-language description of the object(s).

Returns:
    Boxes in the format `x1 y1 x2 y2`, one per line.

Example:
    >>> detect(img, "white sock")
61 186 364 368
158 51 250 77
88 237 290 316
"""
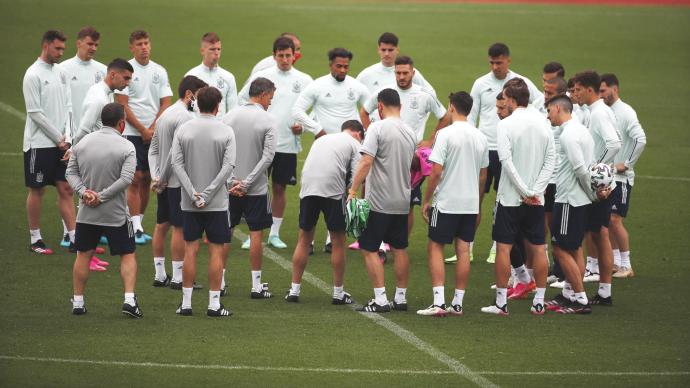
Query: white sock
290 282 301 296
30 229 42 244
451 289 465 307
469 242 474 255
68 230 76 244
394 287 407 303
251 270 262 291
496 288 507 307
515 265 530 284
598 283 612 298
154 257 166 280
124 292 136 307
491 241 497 252
182 287 193 308
592 259 600 274
132 215 142 233
221 268 226 289
432 286 445 306
72 295 84 308
209 290 220 310
586 256 596 272
527 268 534 282
574 292 588 305
562 282 574 300
534 287 546 305
613 249 621 267
325 232 332 245
172 260 183 283
270 217 283 237
139 214 145 232
620 251 631 269
374 287 388 305
63 220 69 235
333 285 344 299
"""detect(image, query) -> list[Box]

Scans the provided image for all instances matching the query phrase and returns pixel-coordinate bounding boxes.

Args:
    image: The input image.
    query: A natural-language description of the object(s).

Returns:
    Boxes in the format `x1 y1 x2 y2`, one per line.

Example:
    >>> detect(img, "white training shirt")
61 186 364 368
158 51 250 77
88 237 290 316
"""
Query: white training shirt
572 103 590 126
467 70 542 150
300 132 361 200
587 99 621 164
22 58 72 151
363 83 446 143
115 59 173 137
250 55 276 77
429 121 489 214
496 107 555 207
292 74 370 135
185 63 238 116
356 62 436 96
73 81 113 145
239 65 313 154
556 119 595 207
60 56 107 133
610 98 647 186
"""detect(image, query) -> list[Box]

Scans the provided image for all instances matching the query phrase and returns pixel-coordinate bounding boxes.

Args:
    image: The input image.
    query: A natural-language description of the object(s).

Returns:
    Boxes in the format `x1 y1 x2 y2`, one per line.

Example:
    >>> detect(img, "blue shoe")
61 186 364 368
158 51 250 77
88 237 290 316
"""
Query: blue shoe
135 231 147 245
267 235 287 249
241 237 250 250
142 233 152 241
99 236 108 245
60 234 71 248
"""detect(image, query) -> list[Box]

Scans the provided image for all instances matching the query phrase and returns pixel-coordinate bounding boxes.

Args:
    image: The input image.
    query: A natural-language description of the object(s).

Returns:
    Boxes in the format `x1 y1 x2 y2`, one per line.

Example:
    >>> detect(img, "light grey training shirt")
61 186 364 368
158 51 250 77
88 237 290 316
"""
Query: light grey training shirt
66 126 136 227
148 100 193 188
300 132 361 200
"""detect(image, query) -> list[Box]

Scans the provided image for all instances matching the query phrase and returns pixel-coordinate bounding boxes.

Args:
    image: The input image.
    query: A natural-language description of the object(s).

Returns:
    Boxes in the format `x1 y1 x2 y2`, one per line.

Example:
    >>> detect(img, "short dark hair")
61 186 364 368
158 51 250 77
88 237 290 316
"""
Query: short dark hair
328 47 353 62
496 91 504 101
280 32 298 39
503 78 529 107
196 86 223 113
548 77 568 95
600 73 619 88
378 32 399 46
567 77 575 89
42 30 66 45
101 102 125 127
394 55 413 67
574 70 601 93
273 36 295 54
248 77 276 97
129 30 149 44
341 120 364 137
178 75 207 100
107 58 134 73
546 94 573 114
377 88 401 108
449 91 473 116
502 78 524 90
77 26 100 41
201 32 220 44
488 42 510 58
543 61 565 77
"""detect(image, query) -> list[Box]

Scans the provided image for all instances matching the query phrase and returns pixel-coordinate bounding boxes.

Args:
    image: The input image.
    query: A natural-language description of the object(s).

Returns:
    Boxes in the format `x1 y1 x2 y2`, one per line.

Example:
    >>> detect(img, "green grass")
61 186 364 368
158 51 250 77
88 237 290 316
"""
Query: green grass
1 0 689 386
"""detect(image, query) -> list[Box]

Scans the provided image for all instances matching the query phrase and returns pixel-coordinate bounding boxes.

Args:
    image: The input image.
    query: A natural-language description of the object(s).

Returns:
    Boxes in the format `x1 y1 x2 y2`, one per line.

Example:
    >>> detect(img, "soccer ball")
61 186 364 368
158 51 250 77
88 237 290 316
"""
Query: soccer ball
589 163 613 190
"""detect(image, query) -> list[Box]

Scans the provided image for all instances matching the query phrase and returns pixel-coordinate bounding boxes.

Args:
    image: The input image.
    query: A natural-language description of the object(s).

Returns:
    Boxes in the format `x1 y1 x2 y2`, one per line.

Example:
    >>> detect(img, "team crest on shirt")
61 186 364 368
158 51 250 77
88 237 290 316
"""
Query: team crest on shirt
71 76 78 81
292 81 301 94
60 73 67 85
347 88 355 101
95 71 104 83
410 97 419 110
217 78 225 90
152 73 160 84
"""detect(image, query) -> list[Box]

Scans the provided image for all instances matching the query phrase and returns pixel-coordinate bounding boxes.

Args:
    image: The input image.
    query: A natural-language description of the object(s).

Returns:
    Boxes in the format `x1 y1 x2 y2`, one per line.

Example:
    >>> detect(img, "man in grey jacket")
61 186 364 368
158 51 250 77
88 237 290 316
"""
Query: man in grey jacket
172 86 236 317
66 103 140 318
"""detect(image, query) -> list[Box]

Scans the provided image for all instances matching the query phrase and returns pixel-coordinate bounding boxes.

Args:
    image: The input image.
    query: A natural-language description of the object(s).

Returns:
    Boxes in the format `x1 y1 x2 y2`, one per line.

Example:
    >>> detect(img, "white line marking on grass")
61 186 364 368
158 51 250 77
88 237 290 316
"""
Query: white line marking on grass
234 230 498 388
1 355 687 377
637 175 690 182
0 101 26 121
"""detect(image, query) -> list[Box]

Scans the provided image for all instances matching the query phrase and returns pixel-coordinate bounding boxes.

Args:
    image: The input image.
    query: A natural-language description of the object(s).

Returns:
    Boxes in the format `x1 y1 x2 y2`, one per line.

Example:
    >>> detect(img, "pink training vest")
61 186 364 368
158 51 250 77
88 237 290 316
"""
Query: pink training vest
411 146 433 188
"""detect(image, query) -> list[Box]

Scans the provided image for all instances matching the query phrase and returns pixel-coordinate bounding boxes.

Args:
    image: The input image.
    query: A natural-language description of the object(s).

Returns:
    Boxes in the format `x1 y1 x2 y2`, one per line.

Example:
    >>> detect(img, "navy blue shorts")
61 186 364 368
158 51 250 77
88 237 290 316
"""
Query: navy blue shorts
229 194 273 231
587 197 612 232
611 181 632 218
484 150 501 193
550 203 588 251
269 152 297 186
182 211 231 244
427 208 477 244
156 189 170 224
124 136 150 171
544 183 557 213
299 196 346 232
23 147 67 187
166 187 184 227
75 221 135 255
358 211 408 252
410 183 423 207
492 203 546 245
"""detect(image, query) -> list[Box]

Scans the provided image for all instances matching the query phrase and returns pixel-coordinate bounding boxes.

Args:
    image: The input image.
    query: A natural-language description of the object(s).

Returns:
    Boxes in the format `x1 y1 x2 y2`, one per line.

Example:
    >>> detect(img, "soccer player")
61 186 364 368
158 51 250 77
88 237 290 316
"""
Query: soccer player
573 70 620 304
467 43 542 263
185 32 238 116
348 89 417 313
171 87 236 317
285 120 364 304
531 62 565 115
544 95 596 314
417 91 488 317
480 79 555 316
600 73 646 279
148 75 207 289
67 102 141 317
249 32 302 77
223 78 277 299
239 37 313 249
22 30 75 255
115 30 173 244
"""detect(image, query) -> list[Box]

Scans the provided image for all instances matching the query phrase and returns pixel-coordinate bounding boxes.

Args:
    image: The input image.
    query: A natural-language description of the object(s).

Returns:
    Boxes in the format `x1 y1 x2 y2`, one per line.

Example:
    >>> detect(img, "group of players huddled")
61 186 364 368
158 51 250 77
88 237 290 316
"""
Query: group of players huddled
22 27 645 318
